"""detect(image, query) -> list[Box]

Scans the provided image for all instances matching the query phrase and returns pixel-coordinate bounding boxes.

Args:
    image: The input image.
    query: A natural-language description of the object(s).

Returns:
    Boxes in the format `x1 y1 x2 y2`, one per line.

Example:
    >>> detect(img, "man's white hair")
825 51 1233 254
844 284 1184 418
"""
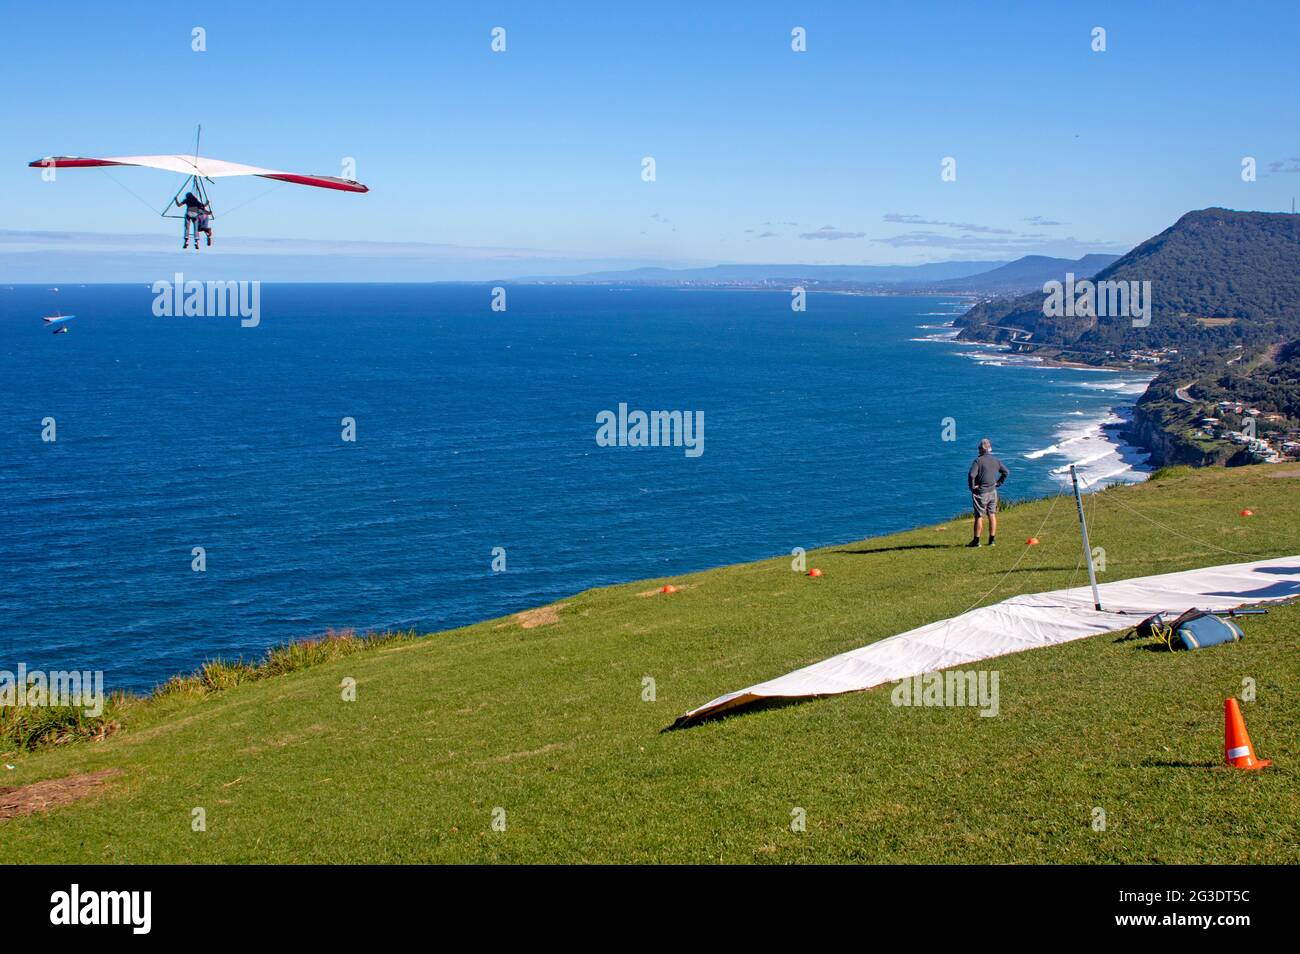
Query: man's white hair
979 438 992 453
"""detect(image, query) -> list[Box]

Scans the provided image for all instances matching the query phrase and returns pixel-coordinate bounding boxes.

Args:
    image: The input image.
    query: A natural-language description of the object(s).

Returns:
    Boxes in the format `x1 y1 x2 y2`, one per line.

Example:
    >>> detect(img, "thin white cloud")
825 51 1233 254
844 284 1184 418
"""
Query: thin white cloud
883 213 1012 234
872 229 1128 257
800 226 866 241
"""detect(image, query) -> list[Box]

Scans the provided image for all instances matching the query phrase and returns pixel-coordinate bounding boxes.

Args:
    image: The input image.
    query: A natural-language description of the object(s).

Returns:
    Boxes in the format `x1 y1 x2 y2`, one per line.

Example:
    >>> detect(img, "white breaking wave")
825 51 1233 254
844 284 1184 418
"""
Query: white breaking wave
953 350 1047 368
1026 388 1153 487
1024 426 1094 459
1078 379 1150 396
909 330 961 343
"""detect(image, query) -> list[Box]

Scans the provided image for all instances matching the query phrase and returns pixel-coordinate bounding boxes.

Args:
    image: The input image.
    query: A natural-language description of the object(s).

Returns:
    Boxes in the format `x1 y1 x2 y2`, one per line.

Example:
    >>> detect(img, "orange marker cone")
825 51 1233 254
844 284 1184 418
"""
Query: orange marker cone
1026 537 1040 546
1240 509 1254 517
807 568 822 578
1224 698 1271 770
660 584 677 594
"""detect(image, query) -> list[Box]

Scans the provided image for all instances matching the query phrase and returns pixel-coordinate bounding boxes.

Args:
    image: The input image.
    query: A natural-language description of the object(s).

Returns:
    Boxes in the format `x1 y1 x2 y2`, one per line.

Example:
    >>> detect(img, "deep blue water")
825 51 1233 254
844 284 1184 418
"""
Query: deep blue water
0 284 1151 690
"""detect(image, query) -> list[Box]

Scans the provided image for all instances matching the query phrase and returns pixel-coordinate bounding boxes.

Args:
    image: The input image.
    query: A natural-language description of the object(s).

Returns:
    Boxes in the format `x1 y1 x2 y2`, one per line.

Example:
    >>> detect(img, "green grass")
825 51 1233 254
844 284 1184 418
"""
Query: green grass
4 465 1298 863
2 629 420 754
0 704 120 752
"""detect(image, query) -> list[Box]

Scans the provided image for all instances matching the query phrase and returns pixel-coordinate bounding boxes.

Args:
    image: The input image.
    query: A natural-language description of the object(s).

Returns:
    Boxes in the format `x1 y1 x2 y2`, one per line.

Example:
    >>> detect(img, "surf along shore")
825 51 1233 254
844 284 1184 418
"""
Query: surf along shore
922 309 1157 487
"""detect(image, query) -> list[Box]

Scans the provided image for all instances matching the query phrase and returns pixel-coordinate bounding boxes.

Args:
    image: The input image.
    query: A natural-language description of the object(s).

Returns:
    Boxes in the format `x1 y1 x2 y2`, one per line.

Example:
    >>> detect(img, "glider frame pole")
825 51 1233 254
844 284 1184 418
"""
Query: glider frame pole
161 174 211 218
161 126 208 218
1070 464 1103 612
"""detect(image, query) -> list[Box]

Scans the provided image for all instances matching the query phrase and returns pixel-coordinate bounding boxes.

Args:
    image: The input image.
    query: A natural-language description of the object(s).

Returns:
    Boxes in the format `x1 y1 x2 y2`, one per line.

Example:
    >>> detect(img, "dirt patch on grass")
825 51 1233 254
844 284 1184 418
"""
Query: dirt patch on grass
500 603 568 630
0 768 123 820
241 723 328 755
477 741 571 766
1265 467 1300 479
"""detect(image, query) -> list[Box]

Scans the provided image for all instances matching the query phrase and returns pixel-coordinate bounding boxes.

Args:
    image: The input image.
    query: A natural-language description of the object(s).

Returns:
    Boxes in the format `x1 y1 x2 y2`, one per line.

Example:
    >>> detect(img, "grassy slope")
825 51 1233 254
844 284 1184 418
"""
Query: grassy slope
6 466 1298 863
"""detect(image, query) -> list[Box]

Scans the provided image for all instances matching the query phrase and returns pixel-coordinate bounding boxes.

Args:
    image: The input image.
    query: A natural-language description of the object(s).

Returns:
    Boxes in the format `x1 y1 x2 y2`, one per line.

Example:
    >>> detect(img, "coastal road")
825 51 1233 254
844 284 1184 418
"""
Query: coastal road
1175 384 1196 404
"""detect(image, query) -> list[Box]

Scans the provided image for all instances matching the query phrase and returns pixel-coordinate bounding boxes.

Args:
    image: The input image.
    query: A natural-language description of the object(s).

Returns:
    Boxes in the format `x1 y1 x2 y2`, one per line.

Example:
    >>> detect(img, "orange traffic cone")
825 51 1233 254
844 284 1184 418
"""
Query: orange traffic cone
660 584 677 594
807 568 822 578
1224 698 1271 770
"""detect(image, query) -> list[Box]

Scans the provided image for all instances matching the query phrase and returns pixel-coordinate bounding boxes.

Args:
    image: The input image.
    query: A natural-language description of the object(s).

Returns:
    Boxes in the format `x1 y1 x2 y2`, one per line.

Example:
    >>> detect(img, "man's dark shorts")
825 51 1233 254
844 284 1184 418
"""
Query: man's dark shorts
972 488 998 517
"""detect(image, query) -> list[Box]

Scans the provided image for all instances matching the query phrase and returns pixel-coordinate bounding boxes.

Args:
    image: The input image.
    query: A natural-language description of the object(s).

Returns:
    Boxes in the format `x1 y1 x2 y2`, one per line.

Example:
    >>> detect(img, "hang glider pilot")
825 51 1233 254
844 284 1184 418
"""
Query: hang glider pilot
175 191 213 249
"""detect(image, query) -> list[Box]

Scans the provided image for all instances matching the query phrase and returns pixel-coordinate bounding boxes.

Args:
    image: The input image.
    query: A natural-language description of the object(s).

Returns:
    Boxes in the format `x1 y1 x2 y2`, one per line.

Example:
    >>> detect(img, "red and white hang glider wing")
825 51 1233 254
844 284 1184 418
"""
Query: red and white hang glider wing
28 154 368 193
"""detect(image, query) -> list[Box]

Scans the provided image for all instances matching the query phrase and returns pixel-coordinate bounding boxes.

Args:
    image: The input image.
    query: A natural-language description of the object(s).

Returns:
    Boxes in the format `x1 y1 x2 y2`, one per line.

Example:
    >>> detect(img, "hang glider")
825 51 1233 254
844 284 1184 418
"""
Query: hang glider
44 312 75 335
674 555 1300 726
31 129 368 249
28 154 368 193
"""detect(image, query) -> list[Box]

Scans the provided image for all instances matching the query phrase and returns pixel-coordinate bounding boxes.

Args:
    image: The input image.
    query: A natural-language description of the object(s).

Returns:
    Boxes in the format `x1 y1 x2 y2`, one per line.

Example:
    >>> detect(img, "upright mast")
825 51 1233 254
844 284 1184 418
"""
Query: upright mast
1070 464 1103 611
191 124 205 207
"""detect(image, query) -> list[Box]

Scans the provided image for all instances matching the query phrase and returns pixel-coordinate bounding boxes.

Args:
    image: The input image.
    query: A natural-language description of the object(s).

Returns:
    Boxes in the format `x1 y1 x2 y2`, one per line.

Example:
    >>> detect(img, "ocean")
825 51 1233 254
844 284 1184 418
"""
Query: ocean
0 284 1153 690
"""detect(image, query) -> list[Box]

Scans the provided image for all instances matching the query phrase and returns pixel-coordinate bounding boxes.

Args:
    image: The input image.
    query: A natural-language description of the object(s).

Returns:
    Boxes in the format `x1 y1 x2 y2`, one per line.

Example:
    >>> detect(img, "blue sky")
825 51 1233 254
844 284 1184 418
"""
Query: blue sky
2 0 1297 277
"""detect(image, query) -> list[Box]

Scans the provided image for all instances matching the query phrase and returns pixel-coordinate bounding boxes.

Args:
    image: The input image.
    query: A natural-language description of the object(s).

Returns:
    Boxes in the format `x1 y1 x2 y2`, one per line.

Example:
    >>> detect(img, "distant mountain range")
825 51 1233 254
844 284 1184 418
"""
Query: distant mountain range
519 253 1122 295
4 229 1123 291
520 261 1008 284
913 254 1120 294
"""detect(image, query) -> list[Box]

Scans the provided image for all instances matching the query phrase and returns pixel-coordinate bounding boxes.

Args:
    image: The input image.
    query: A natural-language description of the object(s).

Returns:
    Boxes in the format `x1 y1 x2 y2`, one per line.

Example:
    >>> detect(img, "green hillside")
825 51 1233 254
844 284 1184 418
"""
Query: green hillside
957 208 1300 358
3 466 1298 863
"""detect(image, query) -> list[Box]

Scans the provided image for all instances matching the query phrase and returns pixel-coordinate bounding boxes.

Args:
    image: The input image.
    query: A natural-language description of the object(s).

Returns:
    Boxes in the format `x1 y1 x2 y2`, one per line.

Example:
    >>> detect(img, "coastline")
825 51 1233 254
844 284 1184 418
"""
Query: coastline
923 319 1158 487
950 314 1170 451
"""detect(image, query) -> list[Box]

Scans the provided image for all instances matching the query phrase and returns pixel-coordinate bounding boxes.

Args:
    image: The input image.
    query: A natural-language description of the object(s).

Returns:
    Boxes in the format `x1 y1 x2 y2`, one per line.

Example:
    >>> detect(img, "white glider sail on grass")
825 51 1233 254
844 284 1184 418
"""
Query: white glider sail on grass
674 555 1300 726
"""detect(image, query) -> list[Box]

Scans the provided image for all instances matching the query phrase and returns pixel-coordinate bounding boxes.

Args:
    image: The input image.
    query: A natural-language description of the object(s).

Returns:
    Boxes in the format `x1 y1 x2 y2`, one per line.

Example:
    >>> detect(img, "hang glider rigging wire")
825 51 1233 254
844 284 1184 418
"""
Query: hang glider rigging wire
100 167 163 216
1099 490 1267 558
962 487 1066 615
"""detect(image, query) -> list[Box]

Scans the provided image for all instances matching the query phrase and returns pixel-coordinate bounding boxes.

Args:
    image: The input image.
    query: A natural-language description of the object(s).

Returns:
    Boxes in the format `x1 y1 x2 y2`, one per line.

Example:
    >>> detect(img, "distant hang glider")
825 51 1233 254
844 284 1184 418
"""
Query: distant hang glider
43 312 75 334
29 154 369 193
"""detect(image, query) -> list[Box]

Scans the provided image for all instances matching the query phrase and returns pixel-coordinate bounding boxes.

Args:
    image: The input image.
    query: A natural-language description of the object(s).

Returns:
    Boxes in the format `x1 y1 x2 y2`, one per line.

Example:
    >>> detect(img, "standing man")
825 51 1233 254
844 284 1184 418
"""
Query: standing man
967 438 1009 548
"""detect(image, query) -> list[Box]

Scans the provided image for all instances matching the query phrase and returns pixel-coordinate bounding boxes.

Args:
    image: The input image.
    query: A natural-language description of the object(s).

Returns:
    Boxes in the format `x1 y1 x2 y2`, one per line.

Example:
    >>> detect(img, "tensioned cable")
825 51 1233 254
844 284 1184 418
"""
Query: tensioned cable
1101 490 1268 557
925 488 1068 661
217 181 285 219
101 164 283 223
962 486 1066 614
100 168 163 215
